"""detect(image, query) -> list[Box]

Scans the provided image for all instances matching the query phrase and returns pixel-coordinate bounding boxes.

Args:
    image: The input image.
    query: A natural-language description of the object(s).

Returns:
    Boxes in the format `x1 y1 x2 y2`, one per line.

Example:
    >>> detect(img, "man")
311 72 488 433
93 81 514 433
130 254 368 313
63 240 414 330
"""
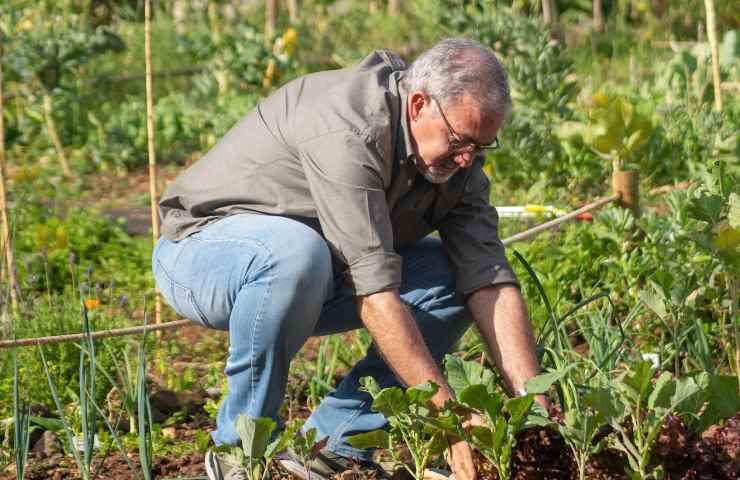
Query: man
153 37 544 480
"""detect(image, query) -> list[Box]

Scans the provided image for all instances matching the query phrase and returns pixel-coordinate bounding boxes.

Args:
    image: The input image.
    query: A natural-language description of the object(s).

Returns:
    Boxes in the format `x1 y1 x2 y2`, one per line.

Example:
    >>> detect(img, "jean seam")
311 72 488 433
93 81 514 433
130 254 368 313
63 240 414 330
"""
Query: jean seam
247 272 274 414
154 257 213 328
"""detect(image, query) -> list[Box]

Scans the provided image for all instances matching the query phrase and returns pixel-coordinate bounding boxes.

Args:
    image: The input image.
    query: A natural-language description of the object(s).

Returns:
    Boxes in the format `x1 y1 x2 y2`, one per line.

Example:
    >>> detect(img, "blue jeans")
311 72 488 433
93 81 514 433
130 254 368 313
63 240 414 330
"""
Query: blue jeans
152 213 471 460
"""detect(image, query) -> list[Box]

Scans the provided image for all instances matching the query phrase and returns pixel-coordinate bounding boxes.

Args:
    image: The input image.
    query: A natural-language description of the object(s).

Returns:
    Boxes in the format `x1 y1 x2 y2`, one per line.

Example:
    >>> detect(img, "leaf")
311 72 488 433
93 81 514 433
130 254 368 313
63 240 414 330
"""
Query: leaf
525 364 578 394
459 384 504 420
687 194 724 224
370 387 409 418
407 382 439 406
583 387 621 420
638 288 668 321
235 415 275 459
647 371 674 410
504 395 534 423
469 426 494 450
444 355 495 397
696 375 740 433
347 430 390 449
619 361 654 402
308 436 329 460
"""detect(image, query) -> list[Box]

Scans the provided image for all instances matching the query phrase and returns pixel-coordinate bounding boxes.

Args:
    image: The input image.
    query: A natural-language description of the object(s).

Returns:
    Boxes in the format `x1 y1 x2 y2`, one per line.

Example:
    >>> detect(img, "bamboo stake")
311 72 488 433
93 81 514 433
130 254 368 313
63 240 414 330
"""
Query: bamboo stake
704 0 723 111
593 0 604 33
286 0 299 24
388 0 399 16
502 194 620 245
144 0 162 329
0 32 19 318
265 0 277 45
0 320 191 349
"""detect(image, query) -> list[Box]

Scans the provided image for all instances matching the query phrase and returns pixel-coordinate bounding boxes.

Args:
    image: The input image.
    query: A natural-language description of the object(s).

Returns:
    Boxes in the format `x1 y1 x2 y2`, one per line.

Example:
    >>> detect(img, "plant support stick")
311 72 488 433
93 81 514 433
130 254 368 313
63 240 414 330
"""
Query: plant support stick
145 0 162 328
0 33 18 319
704 0 723 111
42 91 71 176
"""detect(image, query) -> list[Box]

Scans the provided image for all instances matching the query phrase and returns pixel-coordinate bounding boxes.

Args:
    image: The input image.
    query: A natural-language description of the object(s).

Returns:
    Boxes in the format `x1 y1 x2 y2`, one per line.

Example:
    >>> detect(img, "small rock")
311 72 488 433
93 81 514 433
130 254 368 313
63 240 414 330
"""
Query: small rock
162 426 177 439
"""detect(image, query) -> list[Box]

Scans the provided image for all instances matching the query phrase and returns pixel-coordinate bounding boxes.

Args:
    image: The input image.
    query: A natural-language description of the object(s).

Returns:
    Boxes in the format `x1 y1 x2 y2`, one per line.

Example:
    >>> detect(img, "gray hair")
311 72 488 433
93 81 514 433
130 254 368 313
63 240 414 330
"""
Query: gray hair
403 37 512 117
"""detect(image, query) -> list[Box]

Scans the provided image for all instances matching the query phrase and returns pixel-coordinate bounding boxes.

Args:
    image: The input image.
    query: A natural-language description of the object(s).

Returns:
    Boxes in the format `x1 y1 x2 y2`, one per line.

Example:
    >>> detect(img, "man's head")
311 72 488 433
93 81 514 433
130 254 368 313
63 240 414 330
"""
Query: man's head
403 38 511 184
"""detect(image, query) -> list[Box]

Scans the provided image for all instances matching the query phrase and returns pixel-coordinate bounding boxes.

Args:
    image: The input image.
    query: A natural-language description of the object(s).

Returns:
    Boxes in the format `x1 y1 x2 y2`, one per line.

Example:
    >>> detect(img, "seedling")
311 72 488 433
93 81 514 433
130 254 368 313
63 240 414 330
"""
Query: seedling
348 377 452 480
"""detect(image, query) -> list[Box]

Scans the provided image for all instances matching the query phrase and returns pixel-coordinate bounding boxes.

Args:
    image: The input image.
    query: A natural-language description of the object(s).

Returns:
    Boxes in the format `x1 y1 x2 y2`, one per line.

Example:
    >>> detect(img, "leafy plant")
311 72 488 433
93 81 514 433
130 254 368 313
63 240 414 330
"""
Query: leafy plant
348 377 452 480
556 90 653 171
584 362 706 479
231 414 299 480
455 384 537 480
290 427 328 480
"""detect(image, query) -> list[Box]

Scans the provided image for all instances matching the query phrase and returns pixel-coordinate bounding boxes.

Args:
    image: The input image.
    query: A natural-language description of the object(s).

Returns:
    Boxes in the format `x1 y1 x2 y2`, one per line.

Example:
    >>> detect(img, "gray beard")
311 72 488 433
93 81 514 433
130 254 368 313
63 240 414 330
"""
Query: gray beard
421 167 457 184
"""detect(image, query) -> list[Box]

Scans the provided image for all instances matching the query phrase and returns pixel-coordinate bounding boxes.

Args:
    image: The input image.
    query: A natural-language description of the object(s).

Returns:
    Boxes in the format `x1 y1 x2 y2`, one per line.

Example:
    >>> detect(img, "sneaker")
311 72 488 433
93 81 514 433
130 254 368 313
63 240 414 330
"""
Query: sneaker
277 447 390 480
205 448 248 480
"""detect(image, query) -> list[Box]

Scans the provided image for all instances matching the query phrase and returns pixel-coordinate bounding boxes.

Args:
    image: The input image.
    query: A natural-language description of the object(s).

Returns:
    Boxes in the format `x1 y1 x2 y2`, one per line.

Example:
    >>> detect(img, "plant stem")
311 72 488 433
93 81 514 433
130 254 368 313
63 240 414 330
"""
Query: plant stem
41 91 71 176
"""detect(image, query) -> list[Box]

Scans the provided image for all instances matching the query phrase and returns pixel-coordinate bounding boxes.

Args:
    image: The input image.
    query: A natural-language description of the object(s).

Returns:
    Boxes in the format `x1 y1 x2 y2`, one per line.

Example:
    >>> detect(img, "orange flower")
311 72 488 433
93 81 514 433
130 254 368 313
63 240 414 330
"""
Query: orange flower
84 299 101 311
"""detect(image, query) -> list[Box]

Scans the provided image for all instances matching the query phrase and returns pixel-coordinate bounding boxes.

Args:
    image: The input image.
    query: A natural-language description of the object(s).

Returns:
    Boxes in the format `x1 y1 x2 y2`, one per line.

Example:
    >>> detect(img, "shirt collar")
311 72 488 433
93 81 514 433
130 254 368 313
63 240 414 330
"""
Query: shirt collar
395 73 416 164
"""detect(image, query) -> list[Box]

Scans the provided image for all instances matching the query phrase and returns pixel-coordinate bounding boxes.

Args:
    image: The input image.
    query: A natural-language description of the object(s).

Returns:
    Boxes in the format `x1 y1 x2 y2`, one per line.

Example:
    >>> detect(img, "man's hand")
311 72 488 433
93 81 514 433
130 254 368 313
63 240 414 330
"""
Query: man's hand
448 439 477 480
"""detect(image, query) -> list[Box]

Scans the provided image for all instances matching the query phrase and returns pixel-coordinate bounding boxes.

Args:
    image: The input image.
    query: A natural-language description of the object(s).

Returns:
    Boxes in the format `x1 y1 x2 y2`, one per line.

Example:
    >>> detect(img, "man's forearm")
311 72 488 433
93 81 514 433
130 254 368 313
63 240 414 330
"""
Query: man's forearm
357 290 454 407
467 284 540 394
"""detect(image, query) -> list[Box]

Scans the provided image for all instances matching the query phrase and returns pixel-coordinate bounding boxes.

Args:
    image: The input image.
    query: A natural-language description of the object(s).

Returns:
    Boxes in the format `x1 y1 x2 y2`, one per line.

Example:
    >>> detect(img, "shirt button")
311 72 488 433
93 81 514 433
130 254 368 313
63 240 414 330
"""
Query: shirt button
400 159 406 165
408 179 413 186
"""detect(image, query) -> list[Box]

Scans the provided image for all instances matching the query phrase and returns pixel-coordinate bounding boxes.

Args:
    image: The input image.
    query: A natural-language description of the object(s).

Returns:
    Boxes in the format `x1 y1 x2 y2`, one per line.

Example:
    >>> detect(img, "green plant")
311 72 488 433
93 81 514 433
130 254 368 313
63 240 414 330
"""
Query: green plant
12 348 31 480
231 414 299 480
456 384 536 480
348 377 452 480
290 426 328 480
584 362 707 479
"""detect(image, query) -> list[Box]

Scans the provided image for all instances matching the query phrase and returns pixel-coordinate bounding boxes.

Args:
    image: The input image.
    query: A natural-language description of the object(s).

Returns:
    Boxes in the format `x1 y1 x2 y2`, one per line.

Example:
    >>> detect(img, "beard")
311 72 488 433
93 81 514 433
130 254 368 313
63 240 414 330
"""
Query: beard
418 157 459 184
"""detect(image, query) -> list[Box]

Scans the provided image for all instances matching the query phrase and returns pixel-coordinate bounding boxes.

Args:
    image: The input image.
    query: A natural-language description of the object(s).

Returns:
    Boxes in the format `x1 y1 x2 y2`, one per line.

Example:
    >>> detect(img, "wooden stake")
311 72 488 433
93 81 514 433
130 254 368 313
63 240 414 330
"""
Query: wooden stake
611 168 640 217
286 0 299 24
265 0 277 44
388 0 399 16
144 0 162 329
0 32 19 319
593 0 604 33
704 0 723 111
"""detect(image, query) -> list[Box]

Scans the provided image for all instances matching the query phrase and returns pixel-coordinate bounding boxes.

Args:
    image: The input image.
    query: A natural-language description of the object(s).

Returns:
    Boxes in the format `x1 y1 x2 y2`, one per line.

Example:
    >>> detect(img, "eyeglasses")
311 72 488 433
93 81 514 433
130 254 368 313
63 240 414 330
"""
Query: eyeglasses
432 96 500 154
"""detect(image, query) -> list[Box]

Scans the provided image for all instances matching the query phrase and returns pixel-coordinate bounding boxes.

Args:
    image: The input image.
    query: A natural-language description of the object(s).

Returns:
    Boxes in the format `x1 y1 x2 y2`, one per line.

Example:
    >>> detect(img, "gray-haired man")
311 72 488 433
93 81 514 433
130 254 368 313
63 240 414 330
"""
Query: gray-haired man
153 37 546 480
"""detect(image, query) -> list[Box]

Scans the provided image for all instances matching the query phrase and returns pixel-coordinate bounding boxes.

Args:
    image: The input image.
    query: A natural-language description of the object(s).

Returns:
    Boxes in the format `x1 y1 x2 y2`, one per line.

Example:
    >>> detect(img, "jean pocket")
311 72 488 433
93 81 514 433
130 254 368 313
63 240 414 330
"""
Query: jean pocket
154 258 212 328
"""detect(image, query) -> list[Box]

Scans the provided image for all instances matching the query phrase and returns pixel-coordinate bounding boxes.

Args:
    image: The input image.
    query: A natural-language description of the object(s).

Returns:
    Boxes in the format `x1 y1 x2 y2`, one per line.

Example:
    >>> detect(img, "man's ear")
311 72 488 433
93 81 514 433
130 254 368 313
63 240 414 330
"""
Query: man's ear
408 91 428 122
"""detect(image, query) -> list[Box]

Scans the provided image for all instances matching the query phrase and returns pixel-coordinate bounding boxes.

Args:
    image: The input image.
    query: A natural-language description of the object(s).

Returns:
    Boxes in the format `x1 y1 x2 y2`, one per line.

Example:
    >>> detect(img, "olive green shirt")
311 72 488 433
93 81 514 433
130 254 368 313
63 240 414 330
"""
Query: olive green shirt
159 50 518 296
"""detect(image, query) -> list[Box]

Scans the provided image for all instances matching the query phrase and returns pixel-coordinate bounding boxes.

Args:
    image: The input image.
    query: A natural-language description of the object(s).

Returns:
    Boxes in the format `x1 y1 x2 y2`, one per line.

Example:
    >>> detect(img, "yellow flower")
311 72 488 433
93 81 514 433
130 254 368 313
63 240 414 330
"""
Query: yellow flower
282 28 298 47
84 299 101 311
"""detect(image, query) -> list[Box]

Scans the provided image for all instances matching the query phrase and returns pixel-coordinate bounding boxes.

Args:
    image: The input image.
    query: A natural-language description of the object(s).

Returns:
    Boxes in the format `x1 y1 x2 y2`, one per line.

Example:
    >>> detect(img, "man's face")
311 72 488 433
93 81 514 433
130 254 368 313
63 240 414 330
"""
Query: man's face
407 91 503 184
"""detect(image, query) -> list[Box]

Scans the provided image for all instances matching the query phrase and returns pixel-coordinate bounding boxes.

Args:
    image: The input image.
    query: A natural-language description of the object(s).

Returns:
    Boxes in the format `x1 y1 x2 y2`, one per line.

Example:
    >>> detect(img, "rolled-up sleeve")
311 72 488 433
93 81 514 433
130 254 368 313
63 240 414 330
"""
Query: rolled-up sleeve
439 166 519 295
298 130 401 296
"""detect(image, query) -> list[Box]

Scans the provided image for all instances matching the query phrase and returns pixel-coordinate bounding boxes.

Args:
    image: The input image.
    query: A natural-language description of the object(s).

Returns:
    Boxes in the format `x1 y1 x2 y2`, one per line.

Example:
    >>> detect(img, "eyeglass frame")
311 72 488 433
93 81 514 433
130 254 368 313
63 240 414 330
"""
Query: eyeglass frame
431 96 500 155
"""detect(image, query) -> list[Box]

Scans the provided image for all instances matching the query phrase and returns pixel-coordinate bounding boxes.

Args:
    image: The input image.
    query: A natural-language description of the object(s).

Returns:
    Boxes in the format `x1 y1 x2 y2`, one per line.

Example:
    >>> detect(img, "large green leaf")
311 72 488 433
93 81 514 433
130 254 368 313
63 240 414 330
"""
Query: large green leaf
696 375 740 433
504 395 534 423
235 415 275 459
619 361 654 403
370 387 409 418
647 371 674 410
407 382 439 407
444 355 496 396
459 384 504 420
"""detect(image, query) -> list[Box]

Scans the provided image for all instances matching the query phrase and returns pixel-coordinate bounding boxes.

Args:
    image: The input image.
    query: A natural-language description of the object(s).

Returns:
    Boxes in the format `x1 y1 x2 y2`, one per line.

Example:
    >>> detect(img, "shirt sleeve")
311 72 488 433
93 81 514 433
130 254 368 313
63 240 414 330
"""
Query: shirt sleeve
298 130 401 296
438 165 519 295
